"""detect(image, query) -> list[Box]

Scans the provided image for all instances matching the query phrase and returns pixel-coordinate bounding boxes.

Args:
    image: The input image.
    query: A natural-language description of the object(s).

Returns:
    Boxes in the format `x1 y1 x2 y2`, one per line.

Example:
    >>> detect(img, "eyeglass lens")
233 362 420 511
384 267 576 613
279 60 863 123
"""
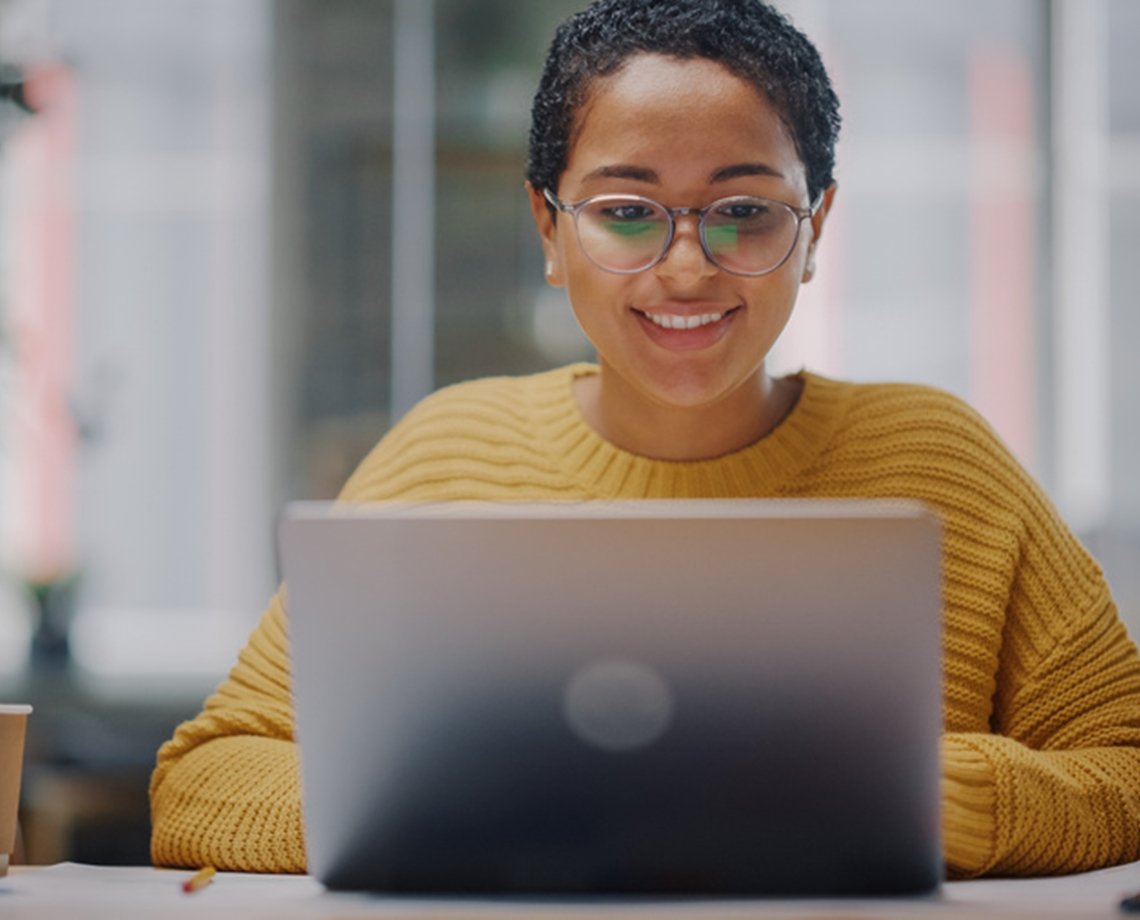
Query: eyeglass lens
573 196 801 275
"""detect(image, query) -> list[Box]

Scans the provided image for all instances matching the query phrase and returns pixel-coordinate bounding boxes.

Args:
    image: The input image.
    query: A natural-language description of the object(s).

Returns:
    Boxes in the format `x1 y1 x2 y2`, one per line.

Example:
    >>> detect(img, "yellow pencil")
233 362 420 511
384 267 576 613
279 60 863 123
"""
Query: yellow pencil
181 866 216 894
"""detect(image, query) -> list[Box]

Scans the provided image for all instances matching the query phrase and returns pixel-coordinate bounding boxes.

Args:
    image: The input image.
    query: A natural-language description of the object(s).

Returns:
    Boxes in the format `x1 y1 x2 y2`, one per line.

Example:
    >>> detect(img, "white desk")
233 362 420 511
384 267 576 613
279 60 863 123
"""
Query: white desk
3 862 1140 919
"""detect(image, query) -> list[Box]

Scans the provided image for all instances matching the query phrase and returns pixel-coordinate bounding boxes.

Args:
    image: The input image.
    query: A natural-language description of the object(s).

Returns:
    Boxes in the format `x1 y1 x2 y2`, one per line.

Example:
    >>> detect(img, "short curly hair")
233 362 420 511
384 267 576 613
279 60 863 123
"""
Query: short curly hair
527 0 841 205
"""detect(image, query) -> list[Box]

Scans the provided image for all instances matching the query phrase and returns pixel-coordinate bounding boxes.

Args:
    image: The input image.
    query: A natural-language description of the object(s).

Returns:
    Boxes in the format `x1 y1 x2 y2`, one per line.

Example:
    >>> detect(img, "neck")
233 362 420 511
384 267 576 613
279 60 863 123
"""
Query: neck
574 366 800 462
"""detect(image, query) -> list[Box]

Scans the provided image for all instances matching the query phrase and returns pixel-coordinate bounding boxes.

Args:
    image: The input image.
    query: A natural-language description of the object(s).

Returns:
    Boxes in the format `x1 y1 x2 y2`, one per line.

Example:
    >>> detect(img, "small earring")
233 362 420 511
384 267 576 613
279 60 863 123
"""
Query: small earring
545 261 554 278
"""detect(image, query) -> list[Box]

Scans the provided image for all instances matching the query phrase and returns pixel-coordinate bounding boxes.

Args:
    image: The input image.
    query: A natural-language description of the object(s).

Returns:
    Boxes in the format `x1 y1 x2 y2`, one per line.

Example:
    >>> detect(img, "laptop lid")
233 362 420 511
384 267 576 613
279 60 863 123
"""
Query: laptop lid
279 499 943 896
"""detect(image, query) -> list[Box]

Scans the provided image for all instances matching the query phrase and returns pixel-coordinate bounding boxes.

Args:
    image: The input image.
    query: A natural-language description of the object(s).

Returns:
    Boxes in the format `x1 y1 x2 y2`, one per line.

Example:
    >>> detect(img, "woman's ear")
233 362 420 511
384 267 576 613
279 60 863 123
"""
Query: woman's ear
802 182 838 284
526 181 565 287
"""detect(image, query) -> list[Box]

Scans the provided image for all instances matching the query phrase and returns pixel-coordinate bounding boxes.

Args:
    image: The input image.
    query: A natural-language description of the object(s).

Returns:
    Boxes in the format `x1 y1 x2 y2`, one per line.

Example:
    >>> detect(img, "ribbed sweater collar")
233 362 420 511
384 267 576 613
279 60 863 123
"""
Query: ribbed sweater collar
531 363 851 499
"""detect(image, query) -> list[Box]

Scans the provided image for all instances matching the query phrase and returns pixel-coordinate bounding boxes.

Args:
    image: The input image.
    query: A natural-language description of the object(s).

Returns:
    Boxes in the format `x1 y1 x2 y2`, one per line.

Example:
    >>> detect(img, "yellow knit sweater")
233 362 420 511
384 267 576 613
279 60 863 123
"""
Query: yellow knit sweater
150 364 1140 878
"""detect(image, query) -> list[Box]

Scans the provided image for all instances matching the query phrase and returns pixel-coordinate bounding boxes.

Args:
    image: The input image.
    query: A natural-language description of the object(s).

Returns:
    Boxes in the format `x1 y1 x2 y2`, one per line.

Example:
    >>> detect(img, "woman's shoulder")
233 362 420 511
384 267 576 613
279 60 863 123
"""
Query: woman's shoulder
336 364 588 502
804 372 999 441
802 371 1038 500
398 363 586 422
802 371 1032 482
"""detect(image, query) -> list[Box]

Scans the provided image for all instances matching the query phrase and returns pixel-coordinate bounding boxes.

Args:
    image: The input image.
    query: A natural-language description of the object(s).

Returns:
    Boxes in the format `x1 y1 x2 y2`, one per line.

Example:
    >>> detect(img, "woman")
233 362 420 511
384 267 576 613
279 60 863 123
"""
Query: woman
150 0 1140 878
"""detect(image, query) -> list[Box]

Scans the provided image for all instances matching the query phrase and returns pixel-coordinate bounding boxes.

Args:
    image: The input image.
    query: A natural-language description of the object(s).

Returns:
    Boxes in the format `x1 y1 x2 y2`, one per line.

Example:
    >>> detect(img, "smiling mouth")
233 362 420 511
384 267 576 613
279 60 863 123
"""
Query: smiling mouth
636 308 737 330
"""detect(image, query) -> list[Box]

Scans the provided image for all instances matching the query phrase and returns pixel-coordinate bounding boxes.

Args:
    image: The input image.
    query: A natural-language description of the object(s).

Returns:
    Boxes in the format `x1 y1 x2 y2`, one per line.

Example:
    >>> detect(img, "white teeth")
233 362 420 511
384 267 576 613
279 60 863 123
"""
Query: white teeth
645 311 725 330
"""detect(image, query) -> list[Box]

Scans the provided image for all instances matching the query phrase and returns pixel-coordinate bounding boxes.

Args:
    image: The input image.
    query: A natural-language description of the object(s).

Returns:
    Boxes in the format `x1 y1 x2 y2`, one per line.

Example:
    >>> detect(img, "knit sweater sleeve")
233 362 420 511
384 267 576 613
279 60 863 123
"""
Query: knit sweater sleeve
147 378 552 872
149 591 306 872
819 382 1140 879
940 494 1140 877
942 598 1140 876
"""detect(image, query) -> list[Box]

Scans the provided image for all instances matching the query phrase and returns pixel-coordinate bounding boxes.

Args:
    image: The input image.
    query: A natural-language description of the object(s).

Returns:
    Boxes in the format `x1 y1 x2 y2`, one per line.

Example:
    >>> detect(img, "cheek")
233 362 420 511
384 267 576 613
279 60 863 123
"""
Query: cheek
562 259 640 343
565 270 622 327
773 271 804 316
562 239 610 296
741 269 802 333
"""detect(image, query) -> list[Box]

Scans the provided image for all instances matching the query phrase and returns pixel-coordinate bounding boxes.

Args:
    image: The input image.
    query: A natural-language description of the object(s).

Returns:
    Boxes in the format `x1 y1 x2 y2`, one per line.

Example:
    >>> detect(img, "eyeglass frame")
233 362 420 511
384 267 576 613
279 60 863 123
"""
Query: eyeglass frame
543 187 823 277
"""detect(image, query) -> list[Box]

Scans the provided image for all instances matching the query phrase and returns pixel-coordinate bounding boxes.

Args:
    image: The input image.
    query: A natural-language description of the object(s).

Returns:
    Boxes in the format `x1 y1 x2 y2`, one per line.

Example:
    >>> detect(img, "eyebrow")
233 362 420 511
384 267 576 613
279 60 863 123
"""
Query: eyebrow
710 163 785 182
581 164 659 184
580 162 785 185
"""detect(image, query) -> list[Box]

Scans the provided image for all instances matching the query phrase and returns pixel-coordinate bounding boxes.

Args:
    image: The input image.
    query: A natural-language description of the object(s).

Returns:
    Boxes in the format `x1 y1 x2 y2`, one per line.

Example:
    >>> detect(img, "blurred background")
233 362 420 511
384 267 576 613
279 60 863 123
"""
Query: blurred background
0 0 1136 865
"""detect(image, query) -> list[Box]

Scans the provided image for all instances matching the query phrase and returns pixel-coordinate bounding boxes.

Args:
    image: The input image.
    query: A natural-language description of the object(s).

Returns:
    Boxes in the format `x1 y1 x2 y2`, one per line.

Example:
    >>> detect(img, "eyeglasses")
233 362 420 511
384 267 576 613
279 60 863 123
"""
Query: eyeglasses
544 188 820 277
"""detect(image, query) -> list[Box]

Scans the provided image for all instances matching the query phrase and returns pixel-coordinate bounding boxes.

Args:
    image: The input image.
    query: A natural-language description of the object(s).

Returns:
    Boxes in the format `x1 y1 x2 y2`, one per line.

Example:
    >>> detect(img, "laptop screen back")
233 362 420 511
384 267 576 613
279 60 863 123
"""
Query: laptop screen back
279 499 943 896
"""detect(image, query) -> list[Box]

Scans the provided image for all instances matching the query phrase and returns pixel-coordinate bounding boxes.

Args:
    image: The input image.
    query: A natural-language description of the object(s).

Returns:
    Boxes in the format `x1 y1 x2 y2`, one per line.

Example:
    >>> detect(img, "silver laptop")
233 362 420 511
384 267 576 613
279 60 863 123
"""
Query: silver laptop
278 499 943 896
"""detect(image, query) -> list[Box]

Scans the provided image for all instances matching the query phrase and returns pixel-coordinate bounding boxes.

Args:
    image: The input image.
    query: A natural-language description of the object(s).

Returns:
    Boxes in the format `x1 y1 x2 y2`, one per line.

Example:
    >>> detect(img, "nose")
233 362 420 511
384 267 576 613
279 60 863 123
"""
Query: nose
654 216 718 283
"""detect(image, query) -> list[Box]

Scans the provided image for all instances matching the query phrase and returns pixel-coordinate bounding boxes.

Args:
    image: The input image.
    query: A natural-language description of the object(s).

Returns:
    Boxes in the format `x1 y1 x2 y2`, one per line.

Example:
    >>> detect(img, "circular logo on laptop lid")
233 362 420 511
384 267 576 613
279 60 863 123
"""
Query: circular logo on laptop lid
562 658 674 752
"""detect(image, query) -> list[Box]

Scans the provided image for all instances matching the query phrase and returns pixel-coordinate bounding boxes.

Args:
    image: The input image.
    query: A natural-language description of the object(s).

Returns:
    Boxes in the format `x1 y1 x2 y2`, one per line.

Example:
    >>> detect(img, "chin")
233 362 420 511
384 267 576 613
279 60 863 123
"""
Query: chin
639 369 751 412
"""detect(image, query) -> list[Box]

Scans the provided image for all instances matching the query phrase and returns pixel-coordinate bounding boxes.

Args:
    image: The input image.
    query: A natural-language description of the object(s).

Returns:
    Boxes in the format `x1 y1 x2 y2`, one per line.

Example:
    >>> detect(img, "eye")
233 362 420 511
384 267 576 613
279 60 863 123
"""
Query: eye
710 198 785 235
588 200 666 238
601 203 657 222
715 200 772 221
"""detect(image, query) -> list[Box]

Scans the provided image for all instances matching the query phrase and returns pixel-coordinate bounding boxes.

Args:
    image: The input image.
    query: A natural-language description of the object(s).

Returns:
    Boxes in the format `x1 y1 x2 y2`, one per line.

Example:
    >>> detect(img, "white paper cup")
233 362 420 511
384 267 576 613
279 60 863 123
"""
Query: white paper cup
0 704 32 877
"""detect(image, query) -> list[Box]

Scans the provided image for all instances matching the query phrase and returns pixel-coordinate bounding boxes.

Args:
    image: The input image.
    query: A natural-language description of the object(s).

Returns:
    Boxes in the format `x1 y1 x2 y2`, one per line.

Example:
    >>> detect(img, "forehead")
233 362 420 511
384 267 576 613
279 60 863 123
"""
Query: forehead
563 53 806 193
